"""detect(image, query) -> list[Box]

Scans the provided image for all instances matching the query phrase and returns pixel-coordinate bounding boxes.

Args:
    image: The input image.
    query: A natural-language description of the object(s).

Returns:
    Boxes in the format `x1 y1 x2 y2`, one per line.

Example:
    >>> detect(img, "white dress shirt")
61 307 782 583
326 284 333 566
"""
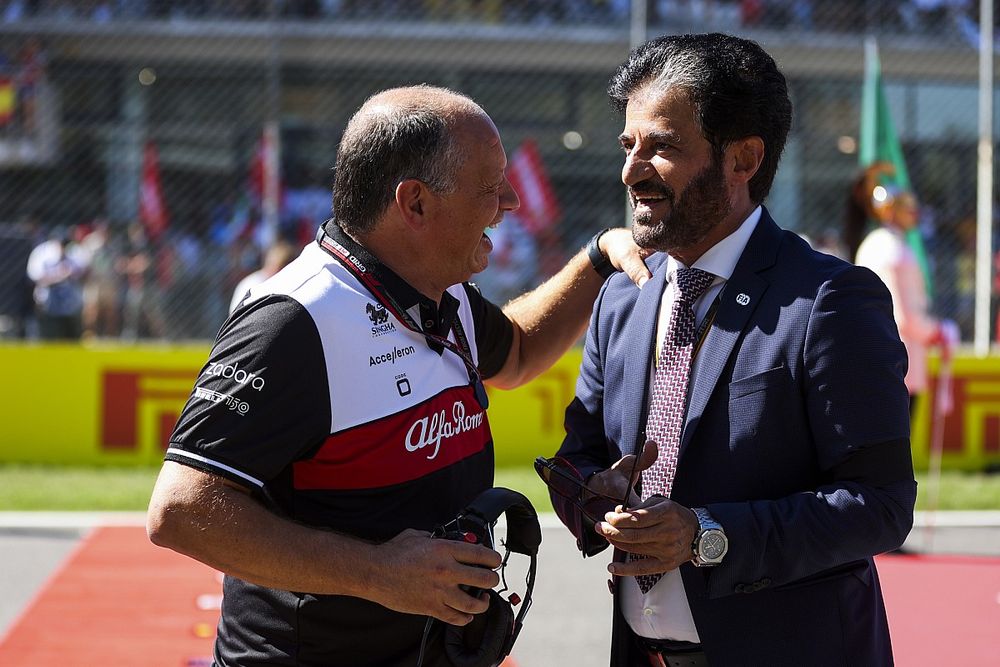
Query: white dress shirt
621 206 761 643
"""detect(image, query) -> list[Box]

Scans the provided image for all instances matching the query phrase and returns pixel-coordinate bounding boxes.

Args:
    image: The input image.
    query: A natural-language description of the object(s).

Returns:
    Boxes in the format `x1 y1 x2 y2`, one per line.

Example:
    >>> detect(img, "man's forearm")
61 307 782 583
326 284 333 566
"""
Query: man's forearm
147 462 502 624
147 462 378 597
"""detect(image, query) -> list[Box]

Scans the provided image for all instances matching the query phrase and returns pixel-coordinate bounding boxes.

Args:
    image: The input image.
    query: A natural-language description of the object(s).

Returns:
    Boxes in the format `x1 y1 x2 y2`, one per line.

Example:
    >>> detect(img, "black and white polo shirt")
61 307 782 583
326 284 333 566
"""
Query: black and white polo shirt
165 222 513 666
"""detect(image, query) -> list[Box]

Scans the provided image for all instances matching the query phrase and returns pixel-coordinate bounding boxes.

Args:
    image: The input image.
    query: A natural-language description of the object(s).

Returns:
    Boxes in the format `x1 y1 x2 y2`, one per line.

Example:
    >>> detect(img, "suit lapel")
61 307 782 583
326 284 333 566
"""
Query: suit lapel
680 210 782 453
622 254 669 456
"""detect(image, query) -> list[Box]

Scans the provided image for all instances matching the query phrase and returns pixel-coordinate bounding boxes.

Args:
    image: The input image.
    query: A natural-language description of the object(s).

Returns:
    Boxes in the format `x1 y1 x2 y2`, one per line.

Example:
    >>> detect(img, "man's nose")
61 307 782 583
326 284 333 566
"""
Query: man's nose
622 151 652 187
502 178 520 212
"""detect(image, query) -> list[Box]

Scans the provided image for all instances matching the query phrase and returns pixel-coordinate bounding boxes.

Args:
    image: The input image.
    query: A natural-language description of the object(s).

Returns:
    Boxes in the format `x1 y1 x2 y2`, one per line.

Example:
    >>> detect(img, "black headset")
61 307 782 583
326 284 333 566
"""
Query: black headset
418 487 541 667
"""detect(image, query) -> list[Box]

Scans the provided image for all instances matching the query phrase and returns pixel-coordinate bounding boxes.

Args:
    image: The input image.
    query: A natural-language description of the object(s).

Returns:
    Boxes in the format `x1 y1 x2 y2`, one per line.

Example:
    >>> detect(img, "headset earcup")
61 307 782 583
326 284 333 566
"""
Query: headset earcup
444 590 514 667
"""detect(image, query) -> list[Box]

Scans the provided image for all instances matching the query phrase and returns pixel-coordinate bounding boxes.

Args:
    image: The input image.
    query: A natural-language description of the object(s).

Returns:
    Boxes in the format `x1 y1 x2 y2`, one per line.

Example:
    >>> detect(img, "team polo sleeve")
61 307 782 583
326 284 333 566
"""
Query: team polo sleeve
463 282 513 380
165 295 331 492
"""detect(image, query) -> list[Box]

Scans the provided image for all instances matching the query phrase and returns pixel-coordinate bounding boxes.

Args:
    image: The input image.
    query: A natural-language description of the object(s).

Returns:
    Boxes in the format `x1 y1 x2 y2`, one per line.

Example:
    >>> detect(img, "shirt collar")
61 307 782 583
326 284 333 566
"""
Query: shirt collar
320 220 458 336
665 205 762 281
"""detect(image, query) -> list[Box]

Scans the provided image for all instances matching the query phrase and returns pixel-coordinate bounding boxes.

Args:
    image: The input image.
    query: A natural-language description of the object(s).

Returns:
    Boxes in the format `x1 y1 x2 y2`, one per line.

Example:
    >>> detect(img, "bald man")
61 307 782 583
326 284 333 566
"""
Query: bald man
146 86 650 666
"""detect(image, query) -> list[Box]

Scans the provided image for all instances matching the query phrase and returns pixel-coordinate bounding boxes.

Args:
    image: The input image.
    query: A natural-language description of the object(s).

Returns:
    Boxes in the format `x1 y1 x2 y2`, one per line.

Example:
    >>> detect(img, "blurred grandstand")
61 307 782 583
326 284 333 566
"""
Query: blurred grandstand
0 0 991 342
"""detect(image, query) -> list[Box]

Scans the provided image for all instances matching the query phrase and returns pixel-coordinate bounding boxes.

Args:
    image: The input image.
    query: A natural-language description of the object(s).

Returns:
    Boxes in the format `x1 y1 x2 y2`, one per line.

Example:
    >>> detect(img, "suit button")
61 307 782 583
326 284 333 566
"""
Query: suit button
760 578 772 587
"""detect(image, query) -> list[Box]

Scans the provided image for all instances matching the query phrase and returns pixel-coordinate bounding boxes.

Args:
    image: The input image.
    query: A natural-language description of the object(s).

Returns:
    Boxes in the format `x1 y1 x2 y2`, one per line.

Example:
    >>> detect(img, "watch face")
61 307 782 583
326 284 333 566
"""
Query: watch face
700 531 727 560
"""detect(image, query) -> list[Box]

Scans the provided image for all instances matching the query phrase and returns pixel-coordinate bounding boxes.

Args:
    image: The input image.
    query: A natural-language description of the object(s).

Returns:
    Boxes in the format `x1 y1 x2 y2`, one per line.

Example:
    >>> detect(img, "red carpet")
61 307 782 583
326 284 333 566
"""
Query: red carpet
879 553 1000 666
0 526 518 666
0 526 219 666
1 527 998 665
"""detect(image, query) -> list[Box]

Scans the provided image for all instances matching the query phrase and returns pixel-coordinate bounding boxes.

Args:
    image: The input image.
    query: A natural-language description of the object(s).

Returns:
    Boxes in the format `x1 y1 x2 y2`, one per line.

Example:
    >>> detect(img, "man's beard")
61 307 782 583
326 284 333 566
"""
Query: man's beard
630 156 732 253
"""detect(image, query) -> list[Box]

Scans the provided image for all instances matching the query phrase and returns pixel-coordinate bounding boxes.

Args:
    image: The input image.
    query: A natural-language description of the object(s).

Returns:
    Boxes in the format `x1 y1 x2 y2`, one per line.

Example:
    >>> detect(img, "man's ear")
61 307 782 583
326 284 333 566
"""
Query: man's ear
395 178 429 230
730 136 764 185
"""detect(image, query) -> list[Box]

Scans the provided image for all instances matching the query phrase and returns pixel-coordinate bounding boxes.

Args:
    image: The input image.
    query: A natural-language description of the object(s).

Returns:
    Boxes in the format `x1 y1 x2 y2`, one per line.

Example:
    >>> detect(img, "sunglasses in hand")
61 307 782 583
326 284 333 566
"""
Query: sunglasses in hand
533 456 635 528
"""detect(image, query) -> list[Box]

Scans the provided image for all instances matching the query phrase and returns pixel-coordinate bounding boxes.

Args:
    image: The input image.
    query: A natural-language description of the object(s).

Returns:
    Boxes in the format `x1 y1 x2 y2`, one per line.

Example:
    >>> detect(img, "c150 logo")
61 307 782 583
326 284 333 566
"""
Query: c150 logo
194 387 250 415
405 400 484 461
367 302 397 337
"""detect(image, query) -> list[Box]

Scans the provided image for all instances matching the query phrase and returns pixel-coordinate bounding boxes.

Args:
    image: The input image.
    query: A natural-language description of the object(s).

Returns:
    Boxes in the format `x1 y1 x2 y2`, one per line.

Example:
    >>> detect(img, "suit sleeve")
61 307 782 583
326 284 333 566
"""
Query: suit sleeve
552 278 616 557
703 265 916 598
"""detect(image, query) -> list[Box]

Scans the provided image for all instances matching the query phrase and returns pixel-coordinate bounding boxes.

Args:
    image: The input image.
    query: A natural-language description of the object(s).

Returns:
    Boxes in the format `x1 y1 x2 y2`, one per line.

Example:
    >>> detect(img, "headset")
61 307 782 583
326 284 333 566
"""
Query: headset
417 487 541 667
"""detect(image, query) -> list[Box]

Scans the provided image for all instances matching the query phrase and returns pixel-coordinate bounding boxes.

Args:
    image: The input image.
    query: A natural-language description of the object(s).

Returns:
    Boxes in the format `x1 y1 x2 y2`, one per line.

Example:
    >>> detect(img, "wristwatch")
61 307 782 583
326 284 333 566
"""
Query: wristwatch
586 228 617 279
691 507 728 567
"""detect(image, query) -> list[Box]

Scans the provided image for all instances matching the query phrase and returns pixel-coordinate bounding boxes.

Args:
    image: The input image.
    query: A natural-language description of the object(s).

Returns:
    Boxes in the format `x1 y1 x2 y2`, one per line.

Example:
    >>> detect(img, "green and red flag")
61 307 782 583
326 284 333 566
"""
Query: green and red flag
860 37 933 297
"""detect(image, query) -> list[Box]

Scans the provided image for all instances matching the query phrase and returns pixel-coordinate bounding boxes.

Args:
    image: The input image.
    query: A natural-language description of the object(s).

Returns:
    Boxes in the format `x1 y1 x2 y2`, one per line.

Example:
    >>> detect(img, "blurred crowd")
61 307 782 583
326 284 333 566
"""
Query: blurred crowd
9 203 318 342
8 203 558 342
0 0 981 39
7 185 1000 345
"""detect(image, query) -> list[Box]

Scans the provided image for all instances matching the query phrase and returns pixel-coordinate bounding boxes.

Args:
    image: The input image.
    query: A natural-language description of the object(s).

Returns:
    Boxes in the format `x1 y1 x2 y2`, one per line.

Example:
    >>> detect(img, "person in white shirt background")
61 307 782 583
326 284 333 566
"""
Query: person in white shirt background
850 162 955 415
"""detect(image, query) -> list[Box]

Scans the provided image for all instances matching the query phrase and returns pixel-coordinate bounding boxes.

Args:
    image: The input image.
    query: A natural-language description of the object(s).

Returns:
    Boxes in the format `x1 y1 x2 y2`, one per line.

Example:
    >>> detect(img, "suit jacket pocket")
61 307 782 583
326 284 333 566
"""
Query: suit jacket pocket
728 363 788 400
772 559 873 592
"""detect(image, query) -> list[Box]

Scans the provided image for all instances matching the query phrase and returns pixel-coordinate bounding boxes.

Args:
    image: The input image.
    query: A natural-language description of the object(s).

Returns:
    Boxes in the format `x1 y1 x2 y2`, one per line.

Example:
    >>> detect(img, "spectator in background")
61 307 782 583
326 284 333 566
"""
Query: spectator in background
80 218 122 339
229 239 297 313
25 226 87 340
118 221 164 340
849 162 952 414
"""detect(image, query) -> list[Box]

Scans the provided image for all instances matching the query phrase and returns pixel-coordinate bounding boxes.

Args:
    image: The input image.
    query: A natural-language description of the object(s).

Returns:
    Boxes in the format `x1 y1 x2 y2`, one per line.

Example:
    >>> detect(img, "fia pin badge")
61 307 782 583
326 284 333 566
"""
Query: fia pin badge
736 293 751 306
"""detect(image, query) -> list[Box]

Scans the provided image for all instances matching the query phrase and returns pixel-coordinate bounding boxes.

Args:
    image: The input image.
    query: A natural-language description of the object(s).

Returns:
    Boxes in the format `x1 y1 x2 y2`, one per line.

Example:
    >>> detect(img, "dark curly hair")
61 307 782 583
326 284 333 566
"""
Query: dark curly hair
608 33 792 204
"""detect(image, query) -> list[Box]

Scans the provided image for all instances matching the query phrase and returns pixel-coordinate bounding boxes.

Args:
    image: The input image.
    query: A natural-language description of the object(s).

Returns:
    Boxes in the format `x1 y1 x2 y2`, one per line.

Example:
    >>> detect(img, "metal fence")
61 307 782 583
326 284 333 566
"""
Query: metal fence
0 0 993 343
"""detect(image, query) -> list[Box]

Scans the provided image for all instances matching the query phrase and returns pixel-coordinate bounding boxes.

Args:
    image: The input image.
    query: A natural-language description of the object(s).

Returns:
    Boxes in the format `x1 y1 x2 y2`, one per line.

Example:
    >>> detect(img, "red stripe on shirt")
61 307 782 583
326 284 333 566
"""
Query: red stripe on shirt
293 385 491 490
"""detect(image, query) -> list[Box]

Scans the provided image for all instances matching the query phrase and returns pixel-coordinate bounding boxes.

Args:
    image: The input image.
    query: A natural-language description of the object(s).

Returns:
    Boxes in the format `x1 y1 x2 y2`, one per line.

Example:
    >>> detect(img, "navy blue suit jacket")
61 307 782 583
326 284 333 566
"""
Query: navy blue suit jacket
553 210 916 666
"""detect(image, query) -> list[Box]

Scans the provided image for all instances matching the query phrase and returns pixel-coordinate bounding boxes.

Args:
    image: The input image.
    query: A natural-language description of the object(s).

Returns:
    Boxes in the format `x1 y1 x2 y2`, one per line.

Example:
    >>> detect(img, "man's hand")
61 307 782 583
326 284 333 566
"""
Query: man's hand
368 529 502 626
599 228 654 288
599 497 700 576
584 440 658 508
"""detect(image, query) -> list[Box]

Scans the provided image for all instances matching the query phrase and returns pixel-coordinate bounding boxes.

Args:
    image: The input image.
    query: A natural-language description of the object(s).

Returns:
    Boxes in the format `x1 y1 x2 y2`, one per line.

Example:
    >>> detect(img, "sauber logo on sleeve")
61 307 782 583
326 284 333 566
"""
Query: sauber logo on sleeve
405 400 484 460
292 385 491 490
203 362 266 390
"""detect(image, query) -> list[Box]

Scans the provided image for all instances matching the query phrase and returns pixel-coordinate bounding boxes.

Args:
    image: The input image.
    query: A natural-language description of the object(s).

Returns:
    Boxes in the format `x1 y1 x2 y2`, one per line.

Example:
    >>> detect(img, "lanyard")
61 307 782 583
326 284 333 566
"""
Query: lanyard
317 229 489 409
693 291 721 358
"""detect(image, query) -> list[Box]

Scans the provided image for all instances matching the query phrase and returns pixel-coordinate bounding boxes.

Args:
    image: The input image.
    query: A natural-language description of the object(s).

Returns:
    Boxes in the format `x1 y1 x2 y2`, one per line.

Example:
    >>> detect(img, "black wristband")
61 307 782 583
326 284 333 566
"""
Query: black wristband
586 228 617 279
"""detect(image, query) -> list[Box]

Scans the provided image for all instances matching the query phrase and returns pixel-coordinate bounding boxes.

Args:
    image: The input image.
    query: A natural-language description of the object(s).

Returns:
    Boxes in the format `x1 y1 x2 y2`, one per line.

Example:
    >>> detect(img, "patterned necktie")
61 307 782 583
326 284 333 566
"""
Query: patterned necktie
632 266 715 594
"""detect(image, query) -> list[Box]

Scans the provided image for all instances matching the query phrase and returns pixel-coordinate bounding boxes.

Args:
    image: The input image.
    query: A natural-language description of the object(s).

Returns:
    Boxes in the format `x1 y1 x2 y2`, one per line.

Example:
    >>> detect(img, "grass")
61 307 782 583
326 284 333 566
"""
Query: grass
0 464 997 512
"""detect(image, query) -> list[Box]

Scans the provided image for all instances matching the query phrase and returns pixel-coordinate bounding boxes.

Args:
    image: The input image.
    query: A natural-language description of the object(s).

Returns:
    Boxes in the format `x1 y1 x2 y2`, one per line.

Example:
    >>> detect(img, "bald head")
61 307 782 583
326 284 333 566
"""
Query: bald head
332 85 488 236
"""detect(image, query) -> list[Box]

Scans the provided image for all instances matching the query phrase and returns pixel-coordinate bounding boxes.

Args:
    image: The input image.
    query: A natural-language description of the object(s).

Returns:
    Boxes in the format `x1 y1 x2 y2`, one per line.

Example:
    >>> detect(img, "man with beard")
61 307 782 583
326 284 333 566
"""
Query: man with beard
547 34 915 666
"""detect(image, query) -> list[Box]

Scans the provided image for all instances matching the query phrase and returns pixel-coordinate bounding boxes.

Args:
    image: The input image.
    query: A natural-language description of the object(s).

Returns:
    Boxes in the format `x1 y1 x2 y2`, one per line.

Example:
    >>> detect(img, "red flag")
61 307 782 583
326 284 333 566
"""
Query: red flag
248 126 283 208
506 138 561 237
248 131 267 204
139 141 168 242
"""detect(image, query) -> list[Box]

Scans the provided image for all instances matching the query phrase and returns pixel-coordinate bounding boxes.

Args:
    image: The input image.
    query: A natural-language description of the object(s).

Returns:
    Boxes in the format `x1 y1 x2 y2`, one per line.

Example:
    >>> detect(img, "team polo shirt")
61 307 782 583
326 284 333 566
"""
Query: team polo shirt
165 222 513 667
